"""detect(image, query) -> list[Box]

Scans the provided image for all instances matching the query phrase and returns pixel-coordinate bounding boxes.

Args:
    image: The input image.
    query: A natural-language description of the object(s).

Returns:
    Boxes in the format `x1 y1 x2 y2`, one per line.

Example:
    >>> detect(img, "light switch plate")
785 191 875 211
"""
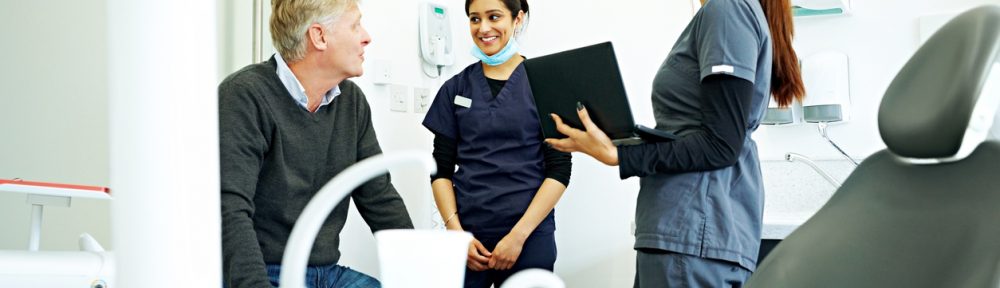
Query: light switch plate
414 87 431 113
390 84 408 112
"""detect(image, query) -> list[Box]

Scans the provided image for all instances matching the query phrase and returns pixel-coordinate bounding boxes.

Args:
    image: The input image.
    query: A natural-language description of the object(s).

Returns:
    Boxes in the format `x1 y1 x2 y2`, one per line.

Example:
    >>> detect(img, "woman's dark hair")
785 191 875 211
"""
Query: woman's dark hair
760 0 805 107
465 0 529 18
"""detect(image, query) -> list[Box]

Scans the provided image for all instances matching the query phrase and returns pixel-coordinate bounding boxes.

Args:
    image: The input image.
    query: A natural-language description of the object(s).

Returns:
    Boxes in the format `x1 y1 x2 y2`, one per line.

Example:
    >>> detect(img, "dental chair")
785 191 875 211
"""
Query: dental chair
746 5 1000 288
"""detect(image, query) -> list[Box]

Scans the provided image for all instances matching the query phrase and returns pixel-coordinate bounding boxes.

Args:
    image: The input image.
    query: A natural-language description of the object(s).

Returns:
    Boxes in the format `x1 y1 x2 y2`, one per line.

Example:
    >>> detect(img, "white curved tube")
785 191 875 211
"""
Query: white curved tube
785 152 842 189
500 269 566 288
78 233 105 252
280 151 436 288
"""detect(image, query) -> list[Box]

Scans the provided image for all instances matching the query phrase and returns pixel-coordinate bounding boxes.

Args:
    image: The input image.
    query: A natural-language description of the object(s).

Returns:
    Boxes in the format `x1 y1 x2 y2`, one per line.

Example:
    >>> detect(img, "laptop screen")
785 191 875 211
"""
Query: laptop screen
524 42 638 140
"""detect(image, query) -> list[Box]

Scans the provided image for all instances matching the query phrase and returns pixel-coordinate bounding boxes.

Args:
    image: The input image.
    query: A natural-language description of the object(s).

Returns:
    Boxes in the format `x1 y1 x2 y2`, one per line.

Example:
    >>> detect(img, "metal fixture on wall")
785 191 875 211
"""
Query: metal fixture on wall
252 0 265 63
785 152 842 188
816 122 858 166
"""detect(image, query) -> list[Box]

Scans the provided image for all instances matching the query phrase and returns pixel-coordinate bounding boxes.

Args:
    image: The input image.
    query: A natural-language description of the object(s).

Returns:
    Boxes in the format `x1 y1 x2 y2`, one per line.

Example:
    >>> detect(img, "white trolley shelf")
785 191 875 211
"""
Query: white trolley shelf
0 179 111 251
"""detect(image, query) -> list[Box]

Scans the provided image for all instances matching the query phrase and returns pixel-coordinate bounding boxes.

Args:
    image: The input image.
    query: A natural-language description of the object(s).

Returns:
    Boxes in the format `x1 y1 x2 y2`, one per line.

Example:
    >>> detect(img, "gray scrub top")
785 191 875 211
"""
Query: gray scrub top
633 0 772 271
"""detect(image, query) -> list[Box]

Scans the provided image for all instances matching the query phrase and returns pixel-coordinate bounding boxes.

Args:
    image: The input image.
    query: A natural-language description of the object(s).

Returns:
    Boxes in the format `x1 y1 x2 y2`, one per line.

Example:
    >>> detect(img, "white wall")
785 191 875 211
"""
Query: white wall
219 0 255 81
0 1 112 251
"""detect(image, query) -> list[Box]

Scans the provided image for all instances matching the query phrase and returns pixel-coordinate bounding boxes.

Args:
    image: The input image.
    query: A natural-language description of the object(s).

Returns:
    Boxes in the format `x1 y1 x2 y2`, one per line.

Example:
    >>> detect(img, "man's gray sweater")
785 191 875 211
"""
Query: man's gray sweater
219 58 413 288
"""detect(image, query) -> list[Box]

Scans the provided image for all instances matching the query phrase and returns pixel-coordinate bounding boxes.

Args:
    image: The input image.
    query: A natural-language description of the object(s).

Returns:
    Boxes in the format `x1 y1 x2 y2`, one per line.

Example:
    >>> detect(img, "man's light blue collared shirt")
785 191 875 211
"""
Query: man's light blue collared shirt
274 53 339 112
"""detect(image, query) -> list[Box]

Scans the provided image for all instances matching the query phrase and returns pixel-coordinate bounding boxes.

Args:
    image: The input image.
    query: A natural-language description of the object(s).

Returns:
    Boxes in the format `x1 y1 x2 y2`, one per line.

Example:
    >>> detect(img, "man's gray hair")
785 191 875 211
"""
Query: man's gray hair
270 0 359 62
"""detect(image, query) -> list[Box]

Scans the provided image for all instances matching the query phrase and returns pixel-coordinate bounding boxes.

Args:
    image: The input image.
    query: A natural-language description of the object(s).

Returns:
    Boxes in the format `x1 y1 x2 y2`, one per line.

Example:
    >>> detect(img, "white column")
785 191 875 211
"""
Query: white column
28 204 42 251
108 1 220 287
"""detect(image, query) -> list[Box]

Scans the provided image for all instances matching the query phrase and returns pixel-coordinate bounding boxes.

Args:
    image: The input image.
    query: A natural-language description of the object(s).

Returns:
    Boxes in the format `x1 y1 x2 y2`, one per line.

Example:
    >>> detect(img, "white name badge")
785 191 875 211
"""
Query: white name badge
454 95 472 108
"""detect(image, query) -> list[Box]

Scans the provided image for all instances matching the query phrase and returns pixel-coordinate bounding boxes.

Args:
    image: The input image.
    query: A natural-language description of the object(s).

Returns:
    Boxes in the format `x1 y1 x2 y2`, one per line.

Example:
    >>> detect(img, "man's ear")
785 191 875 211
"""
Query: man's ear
307 23 328 51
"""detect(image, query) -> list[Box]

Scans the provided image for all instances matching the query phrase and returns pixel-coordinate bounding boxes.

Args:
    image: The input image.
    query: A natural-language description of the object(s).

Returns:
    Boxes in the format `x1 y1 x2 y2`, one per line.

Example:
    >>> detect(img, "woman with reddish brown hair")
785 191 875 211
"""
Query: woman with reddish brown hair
546 0 804 286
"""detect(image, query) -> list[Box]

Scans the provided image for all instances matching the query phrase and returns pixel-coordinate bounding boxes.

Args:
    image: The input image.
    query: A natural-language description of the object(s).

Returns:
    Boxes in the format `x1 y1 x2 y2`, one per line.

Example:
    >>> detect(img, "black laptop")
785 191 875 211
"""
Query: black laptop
524 42 678 145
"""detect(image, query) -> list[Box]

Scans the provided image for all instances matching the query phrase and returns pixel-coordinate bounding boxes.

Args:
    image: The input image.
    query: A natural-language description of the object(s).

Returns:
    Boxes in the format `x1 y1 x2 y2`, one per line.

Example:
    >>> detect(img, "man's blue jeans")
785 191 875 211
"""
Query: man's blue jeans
266 263 380 288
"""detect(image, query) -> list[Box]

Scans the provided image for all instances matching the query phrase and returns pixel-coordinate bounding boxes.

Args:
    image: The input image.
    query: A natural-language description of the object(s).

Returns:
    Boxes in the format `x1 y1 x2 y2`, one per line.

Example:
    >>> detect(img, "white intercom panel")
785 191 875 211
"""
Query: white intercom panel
418 2 454 77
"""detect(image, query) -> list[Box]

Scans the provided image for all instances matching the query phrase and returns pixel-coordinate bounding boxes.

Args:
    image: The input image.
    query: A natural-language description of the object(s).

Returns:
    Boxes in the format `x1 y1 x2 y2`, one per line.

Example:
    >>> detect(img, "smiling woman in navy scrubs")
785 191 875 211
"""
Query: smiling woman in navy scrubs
421 0 571 287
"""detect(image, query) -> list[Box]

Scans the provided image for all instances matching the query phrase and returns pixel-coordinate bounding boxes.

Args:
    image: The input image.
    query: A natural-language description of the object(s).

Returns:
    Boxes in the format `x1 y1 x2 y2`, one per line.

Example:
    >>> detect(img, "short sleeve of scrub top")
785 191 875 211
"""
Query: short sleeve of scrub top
423 77 460 140
696 0 765 83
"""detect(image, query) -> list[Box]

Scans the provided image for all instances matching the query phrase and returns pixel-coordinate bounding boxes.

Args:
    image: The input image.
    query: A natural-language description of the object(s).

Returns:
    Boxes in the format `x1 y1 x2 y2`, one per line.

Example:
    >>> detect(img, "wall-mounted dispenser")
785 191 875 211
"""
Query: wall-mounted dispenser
418 1 454 78
761 97 795 125
801 51 858 165
792 0 851 17
801 51 851 123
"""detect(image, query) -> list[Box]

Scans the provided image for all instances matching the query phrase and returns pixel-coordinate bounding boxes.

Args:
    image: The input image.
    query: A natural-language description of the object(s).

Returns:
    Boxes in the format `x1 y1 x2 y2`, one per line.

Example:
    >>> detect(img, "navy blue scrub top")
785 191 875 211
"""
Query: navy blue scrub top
422 62 553 237
630 0 771 271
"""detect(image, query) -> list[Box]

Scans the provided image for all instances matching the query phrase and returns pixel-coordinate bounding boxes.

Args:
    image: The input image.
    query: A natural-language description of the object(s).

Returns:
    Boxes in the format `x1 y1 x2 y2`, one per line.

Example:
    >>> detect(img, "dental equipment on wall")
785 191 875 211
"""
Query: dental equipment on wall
280 151 564 288
419 1 455 78
761 99 795 125
761 51 855 187
802 51 857 166
802 52 851 123
792 0 851 17
0 179 114 288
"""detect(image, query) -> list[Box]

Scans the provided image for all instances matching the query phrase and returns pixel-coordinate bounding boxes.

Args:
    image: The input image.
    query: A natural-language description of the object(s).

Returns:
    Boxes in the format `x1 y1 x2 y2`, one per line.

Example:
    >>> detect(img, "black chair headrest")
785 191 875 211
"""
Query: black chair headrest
878 5 1000 162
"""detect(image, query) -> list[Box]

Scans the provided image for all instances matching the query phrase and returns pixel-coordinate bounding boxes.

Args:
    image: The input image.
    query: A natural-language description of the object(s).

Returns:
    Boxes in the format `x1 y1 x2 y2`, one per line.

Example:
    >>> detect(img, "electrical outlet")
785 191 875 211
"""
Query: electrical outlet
390 84 408 112
413 87 432 113
372 60 391 85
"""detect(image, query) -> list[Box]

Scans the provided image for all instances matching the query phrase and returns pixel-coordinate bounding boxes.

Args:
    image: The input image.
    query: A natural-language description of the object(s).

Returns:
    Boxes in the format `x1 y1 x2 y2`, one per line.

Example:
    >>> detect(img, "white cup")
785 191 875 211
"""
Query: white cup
375 229 472 288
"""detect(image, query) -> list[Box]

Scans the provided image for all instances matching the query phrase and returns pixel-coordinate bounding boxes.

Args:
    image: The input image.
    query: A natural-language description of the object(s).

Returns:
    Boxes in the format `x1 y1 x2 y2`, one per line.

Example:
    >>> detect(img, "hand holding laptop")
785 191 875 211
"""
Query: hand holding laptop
545 103 619 166
525 42 678 146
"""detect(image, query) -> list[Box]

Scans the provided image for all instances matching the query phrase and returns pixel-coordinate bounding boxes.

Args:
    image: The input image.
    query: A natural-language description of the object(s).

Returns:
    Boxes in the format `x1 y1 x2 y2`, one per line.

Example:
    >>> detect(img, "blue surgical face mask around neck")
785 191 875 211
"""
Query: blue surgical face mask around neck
471 34 520 66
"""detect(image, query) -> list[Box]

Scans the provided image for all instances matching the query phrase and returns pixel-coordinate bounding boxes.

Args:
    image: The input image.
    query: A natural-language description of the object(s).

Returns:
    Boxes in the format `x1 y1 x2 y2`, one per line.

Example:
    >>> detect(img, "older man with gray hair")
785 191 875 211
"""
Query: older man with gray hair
219 0 413 287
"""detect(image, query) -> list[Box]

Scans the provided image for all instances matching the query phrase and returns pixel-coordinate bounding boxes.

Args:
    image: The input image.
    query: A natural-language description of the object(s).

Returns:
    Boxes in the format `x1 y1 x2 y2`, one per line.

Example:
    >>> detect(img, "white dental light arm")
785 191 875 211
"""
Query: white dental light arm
279 151 436 288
